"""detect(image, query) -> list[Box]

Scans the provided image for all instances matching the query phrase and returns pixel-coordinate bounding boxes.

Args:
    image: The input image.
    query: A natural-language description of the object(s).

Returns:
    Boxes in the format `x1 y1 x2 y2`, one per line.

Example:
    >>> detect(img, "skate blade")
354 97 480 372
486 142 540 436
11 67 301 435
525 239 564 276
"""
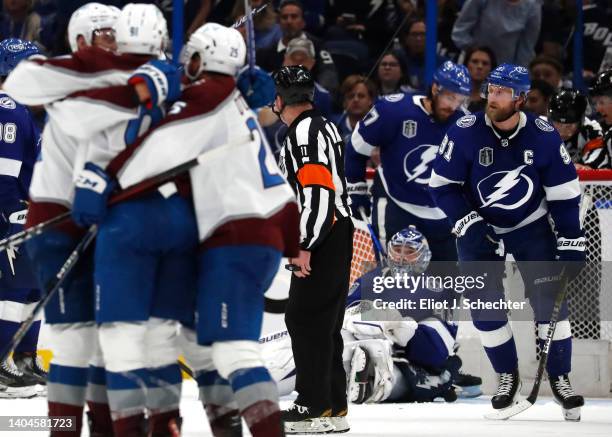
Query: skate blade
285 418 336 434
329 416 350 433
563 407 581 422
484 396 532 420
0 385 38 399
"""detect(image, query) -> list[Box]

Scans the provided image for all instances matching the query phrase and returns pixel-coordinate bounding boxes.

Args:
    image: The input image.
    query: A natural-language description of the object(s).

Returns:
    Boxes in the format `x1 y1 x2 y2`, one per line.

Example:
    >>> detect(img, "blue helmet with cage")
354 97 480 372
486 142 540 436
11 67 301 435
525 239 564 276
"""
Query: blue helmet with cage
387 226 432 276
432 61 471 96
486 63 530 98
0 38 40 76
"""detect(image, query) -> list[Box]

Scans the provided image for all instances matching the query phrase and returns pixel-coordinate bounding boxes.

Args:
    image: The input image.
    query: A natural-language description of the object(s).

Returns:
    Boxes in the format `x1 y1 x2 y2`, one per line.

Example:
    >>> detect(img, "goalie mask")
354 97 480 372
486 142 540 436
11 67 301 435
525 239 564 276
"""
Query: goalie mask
387 226 432 276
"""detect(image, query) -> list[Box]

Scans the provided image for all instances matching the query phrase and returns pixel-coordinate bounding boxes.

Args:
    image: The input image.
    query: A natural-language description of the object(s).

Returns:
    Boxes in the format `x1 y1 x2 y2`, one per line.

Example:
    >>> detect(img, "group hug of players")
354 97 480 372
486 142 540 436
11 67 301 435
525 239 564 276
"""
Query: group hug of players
0 1 611 436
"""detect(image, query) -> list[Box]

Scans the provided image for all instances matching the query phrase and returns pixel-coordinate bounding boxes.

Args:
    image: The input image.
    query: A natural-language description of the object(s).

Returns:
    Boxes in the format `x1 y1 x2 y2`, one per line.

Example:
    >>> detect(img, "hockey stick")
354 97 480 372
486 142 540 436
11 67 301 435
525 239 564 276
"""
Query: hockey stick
358 206 387 268
0 135 252 253
232 3 267 29
0 225 98 362
484 271 569 420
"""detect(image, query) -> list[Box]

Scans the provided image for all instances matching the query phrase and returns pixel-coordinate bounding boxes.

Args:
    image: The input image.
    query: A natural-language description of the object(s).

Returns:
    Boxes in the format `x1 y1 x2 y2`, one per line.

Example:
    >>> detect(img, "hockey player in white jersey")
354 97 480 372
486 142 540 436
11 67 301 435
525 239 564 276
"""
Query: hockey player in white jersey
66 22 298 436
428 64 585 420
2 3 170 435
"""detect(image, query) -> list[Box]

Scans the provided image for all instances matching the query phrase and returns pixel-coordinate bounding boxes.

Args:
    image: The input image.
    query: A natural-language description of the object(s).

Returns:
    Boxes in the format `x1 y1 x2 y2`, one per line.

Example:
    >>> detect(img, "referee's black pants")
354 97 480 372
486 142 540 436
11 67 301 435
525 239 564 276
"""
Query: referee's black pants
285 217 354 413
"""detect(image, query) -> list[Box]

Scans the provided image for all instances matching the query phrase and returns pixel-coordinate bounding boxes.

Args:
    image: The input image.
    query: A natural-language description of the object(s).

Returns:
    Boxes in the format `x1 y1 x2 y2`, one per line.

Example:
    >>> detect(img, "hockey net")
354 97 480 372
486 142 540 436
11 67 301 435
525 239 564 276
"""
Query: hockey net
350 169 612 342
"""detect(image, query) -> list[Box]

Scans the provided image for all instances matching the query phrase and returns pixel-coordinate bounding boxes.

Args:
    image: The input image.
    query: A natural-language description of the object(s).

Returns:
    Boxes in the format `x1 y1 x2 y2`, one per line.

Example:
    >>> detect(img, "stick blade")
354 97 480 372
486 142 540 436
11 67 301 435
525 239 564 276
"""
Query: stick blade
484 398 533 420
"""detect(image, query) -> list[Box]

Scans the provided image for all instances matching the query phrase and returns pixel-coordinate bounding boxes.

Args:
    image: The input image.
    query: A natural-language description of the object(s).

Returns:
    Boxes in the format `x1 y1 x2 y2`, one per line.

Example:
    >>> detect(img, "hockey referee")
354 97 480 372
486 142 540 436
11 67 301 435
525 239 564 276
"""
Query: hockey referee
272 65 353 434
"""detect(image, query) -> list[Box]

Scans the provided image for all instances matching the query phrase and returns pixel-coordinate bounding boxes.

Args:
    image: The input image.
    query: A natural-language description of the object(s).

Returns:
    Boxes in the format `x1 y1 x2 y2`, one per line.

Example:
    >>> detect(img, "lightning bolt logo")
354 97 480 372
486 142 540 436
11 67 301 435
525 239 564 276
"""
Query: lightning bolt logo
478 165 534 210
6 245 18 276
369 0 384 17
404 145 438 184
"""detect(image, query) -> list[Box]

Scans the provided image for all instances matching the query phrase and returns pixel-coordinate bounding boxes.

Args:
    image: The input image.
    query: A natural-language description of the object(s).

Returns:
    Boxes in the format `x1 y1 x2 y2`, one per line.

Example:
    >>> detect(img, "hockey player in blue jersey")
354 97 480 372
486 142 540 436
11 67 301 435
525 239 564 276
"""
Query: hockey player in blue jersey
0 38 44 398
345 61 471 261
428 64 585 420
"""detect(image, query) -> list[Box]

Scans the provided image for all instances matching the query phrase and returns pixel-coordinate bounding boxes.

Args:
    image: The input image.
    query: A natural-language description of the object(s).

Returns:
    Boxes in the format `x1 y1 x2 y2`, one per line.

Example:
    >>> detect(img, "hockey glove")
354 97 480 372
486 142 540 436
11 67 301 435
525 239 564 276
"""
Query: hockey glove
453 211 504 257
237 65 276 110
124 104 165 146
555 235 586 281
348 181 371 217
72 162 116 227
128 59 182 109
0 200 28 238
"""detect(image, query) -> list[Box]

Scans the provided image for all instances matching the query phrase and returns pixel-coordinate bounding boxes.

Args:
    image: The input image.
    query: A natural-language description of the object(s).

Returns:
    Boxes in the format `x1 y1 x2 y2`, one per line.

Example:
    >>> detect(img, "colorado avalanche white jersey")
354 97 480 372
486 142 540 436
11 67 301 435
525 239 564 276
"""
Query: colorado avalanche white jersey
429 111 582 240
66 75 296 243
2 47 147 229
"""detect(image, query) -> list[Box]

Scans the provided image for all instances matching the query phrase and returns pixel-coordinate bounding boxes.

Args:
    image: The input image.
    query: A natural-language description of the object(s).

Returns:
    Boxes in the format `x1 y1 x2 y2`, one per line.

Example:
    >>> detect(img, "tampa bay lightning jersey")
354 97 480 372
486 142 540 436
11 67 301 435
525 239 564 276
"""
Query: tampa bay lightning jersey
0 93 40 206
429 111 581 239
346 93 466 220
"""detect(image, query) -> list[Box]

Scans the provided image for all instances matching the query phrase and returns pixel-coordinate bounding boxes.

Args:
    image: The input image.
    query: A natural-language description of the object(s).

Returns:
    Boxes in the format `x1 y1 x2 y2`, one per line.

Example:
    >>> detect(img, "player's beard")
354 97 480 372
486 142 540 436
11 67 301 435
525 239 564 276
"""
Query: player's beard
486 101 516 123
432 97 454 122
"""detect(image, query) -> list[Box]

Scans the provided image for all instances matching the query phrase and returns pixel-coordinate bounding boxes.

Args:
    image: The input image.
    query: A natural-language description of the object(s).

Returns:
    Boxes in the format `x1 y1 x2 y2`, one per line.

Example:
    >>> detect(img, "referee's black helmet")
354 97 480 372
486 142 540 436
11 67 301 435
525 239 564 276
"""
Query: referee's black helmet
272 65 315 105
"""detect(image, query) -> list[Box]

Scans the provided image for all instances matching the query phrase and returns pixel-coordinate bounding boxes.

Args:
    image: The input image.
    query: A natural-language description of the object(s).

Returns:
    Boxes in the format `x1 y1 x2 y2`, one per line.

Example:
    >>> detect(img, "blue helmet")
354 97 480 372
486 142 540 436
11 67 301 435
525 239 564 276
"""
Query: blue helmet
387 226 432 276
0 38 40 76
433 61 471 96
486 63 530 98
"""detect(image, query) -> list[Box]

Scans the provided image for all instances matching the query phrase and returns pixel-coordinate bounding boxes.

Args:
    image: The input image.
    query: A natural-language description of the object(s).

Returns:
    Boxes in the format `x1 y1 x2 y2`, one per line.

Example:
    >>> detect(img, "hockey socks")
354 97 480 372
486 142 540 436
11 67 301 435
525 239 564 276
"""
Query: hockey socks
228 366 283 437
474 321 518 373
197 370 243 436
86 365 113 436
47 364 88 437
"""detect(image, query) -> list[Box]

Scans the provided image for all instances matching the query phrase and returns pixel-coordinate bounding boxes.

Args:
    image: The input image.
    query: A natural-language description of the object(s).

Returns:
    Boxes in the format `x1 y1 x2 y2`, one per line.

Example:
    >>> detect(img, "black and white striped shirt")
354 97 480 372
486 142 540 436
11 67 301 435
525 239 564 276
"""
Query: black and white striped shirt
279 109 351 250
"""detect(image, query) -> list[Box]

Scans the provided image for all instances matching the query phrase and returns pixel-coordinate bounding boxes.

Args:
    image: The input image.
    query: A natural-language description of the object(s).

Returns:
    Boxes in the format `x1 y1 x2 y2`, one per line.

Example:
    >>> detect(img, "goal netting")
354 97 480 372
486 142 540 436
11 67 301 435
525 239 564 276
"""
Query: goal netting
350 169 612 342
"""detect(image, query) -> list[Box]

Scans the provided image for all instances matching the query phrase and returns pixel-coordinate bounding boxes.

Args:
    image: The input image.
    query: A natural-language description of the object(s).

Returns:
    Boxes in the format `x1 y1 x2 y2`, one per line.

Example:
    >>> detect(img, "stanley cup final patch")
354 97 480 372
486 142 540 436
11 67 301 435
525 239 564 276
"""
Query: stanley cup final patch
402 120 417 138
479 147 494 166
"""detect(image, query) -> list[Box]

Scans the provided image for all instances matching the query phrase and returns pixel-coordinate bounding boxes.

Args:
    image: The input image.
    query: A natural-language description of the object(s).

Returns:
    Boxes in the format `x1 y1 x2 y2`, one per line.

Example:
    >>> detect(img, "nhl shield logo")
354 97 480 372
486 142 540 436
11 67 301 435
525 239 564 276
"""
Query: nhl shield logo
402 120 417 138
479 147 494 166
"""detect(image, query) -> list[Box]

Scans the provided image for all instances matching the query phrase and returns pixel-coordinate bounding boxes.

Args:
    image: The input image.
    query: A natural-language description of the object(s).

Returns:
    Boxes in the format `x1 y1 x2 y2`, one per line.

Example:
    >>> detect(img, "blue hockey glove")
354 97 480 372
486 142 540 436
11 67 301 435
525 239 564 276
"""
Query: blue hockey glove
347 181 371 218
555 235 586 280
72 162 116 227
124 104 165 146
128 59 182 108
0 200 28 238
453 211 504 257
236 65 276 109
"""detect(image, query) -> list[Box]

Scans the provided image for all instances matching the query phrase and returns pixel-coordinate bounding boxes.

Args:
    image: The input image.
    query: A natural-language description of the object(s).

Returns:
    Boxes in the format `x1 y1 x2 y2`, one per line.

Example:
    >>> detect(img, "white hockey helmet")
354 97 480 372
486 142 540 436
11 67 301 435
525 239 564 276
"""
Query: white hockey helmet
114 3 168 56
182 23 246 79
67 2 120 53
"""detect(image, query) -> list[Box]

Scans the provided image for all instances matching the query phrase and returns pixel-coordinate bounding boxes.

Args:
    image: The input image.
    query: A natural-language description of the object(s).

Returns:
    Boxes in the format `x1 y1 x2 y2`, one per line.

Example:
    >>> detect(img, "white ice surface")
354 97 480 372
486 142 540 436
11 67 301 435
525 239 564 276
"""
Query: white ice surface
1 380 611 436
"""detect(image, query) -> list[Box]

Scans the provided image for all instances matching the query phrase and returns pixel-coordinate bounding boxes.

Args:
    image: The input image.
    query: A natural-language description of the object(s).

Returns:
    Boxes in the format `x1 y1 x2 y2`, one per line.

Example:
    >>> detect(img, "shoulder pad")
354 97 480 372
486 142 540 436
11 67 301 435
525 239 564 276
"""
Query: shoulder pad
535 117 555 132
0 95 17 110
456 114 476 128
383 93 405 103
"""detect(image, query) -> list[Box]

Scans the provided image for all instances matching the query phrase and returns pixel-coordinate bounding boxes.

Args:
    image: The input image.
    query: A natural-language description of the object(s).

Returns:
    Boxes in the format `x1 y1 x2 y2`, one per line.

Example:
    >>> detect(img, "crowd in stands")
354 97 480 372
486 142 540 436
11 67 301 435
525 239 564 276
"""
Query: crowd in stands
2 0 612 165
